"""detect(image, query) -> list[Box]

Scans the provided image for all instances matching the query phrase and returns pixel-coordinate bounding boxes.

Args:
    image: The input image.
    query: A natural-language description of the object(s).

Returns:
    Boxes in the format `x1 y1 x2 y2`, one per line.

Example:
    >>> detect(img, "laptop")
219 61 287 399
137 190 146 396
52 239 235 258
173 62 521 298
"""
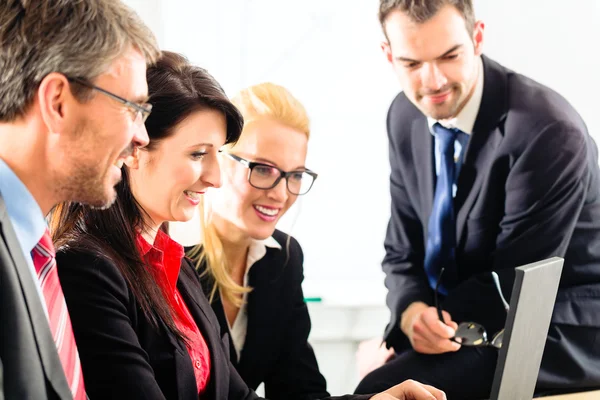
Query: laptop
489 257 564 400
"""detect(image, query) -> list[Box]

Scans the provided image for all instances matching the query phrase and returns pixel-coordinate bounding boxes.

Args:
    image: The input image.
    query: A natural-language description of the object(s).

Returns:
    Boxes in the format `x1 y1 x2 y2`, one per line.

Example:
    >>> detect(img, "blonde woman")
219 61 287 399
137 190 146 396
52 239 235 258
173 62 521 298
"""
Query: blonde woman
188 83 445 400
188 83 326 399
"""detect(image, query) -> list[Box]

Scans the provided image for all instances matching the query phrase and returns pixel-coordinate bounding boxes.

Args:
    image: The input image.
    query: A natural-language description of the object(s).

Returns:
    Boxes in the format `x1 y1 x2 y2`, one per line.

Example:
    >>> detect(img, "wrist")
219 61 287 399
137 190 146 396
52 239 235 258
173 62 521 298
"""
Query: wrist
400 301 428 335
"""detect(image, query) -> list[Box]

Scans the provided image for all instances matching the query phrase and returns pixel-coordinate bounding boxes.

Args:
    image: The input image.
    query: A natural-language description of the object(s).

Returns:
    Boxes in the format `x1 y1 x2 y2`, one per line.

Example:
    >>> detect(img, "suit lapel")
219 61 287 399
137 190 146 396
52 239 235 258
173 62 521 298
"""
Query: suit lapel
195 260 238 365
411 117 435 232
238 251 281 375
0 195 72 399
212 294 238 365
455 56 509 244
237 280 262 372
177 263 229 399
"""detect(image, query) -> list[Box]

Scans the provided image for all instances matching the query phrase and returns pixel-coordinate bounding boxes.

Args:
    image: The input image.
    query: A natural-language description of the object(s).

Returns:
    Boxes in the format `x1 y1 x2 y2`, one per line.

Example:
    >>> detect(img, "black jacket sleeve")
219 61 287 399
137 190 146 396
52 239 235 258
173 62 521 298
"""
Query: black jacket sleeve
56 250 168 400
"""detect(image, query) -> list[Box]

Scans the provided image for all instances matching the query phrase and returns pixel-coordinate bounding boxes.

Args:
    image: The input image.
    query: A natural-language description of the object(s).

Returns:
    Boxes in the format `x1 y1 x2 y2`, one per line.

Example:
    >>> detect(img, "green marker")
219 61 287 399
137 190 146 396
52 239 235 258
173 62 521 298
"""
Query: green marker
304 297 322 303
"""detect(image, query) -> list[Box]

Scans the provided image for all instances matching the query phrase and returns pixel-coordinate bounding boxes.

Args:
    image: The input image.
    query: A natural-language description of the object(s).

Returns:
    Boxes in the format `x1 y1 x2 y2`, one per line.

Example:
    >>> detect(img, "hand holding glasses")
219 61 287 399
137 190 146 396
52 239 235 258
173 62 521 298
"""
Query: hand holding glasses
434 268 509 349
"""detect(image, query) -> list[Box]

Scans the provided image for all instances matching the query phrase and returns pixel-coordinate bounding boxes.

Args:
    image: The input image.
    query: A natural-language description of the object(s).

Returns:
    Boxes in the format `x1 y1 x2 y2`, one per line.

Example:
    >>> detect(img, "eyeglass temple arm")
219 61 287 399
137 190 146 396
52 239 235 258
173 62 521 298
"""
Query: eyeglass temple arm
491 271 510 312
434 267 445 322
224 152 250 167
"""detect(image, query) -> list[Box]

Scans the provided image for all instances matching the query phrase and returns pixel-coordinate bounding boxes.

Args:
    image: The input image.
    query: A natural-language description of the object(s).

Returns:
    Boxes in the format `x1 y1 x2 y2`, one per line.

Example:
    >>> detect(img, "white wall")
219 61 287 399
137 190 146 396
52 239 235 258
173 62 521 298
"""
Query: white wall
125 0 600 292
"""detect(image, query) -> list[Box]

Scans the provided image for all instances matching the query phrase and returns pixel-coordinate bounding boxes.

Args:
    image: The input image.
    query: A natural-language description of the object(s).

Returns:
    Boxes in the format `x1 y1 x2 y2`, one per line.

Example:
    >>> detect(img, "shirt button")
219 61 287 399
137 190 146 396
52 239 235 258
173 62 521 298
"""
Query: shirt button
195 360 201 369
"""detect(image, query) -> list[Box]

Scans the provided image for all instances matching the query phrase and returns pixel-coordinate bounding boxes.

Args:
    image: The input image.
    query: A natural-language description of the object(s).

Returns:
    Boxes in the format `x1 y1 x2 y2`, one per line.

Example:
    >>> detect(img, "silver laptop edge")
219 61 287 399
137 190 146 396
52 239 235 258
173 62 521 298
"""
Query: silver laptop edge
490 257 564 400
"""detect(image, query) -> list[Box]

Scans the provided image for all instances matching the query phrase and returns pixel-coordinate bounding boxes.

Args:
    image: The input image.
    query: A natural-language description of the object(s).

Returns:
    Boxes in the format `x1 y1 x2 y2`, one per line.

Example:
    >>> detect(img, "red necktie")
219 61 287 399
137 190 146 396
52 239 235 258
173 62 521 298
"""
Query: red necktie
32 228 86 399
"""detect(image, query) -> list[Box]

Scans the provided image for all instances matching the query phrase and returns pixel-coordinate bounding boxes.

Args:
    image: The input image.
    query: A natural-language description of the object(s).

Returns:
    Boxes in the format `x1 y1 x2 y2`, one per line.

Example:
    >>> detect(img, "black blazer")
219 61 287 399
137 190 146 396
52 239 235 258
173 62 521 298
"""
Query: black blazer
194 230 329 400
0 194 73 400
383 55 600 387
56 246 373 400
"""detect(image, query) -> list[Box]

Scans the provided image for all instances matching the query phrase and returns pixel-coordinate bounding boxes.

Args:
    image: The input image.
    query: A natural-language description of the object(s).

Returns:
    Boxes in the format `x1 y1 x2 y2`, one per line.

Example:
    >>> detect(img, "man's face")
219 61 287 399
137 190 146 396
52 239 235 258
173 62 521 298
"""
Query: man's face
57 47 150 209
381 5 484 120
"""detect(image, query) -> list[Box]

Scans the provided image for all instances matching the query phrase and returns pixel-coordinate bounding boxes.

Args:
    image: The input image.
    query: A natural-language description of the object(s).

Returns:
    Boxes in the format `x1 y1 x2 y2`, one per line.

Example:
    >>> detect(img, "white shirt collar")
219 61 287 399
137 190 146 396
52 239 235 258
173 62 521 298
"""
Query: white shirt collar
227 235 282 361
427 56 484 135
246 235 282 273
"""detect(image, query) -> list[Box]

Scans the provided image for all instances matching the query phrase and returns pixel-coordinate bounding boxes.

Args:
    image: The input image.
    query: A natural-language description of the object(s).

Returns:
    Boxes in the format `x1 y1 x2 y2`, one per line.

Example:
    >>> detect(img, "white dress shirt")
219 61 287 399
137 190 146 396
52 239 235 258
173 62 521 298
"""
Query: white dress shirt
427 57 485 197
225 236 282 361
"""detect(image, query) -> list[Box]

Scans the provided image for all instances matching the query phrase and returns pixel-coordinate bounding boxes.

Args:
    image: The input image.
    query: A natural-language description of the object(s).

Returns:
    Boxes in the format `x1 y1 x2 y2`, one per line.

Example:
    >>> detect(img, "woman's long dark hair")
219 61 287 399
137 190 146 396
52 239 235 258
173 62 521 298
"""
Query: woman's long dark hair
50 51 243 337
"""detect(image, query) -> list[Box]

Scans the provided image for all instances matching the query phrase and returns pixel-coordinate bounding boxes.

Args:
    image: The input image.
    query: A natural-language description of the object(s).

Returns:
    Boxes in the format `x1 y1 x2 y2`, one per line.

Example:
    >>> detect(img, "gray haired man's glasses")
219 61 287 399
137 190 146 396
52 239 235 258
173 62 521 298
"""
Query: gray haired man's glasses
67 77 152 124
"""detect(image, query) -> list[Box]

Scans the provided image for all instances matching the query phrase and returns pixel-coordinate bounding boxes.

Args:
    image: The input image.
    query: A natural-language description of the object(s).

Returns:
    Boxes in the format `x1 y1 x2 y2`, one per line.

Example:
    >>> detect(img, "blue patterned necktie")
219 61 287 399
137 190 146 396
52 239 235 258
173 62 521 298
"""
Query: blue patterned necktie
424 123 461 295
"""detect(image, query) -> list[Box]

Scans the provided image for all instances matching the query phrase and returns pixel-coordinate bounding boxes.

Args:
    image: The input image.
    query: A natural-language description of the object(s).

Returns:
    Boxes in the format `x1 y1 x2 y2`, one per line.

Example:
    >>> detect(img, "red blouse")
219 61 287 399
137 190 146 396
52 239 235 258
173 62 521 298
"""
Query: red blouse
137 231 211 395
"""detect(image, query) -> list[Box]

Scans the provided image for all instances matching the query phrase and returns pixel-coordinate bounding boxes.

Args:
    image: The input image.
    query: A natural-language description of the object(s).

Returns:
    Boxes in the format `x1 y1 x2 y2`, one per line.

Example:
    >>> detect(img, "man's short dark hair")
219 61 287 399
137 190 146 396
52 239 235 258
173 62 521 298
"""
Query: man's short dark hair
378 0 476 38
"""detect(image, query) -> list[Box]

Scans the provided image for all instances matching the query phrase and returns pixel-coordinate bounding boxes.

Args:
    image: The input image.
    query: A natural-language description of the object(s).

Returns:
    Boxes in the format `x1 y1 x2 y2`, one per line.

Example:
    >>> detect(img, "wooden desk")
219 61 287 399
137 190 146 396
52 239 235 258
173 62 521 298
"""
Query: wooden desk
538 390 600 399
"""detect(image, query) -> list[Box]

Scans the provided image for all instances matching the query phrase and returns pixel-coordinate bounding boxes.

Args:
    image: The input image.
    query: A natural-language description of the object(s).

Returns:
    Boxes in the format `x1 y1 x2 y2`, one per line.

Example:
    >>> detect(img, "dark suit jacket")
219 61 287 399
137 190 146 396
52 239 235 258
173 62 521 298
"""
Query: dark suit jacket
383 55 600 388
0 194 73 400
56 246 372 400
193 229 329 400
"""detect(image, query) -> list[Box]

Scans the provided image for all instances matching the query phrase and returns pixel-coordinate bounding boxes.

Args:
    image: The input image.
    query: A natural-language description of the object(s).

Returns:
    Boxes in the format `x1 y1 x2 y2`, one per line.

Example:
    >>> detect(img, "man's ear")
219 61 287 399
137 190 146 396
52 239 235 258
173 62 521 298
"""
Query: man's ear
381 41 394 64
37 73 74 135
472 20 485 56
124 146 140 170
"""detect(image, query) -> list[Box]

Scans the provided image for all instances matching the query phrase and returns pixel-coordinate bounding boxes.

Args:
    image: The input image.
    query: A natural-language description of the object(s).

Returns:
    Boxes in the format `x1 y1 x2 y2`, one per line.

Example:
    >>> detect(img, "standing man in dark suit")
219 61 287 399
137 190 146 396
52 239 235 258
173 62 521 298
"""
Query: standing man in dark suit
0 1 159 398
355 1 600 399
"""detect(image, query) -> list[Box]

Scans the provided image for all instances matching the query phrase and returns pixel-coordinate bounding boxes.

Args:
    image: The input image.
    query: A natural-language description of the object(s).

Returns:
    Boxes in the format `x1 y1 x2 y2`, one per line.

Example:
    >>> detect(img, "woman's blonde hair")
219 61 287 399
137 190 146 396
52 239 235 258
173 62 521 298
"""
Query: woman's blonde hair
188 82 310 307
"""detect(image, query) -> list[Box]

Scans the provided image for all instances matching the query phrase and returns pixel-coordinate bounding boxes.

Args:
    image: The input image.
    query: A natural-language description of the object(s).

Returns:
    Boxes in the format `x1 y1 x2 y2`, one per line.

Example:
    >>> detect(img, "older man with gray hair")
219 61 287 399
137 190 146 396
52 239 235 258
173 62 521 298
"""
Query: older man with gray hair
0 0 159 398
